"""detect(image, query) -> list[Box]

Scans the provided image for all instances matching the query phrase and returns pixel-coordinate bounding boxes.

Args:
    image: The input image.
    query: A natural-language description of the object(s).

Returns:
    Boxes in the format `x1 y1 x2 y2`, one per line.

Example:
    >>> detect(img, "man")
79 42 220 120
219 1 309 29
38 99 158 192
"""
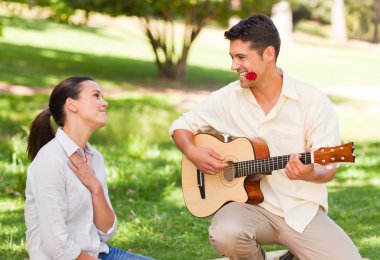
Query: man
169 14 361 260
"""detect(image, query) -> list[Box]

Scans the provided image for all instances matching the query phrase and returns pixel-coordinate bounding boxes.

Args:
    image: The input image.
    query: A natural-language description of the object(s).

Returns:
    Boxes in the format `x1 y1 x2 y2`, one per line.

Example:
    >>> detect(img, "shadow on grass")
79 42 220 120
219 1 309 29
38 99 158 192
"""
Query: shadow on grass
0 41 232 90
108 191 219 259
1 15 145 44
1 15 101 34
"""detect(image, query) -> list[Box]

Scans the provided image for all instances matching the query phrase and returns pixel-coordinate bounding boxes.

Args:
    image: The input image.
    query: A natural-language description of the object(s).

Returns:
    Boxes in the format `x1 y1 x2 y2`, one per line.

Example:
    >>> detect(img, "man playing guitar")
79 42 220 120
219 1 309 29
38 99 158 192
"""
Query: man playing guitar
169 14 361 260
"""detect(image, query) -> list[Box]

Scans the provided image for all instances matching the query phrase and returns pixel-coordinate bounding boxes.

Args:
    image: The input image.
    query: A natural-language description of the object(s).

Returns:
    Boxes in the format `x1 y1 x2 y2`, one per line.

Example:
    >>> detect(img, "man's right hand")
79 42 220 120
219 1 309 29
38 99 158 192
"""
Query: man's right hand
186 145 229 175
172 129 229 175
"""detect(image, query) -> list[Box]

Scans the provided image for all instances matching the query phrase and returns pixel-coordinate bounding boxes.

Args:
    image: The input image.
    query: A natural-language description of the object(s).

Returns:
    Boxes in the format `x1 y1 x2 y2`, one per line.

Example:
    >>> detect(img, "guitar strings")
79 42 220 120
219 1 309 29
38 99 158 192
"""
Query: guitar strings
230 153 312 177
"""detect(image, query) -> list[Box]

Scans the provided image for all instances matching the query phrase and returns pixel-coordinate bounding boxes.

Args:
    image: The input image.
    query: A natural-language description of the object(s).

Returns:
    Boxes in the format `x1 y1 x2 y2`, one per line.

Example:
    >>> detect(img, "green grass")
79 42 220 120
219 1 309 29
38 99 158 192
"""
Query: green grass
0 15 233 90
0 93 379 260
0 10 379 260
0 93 222 259
1 15 380 89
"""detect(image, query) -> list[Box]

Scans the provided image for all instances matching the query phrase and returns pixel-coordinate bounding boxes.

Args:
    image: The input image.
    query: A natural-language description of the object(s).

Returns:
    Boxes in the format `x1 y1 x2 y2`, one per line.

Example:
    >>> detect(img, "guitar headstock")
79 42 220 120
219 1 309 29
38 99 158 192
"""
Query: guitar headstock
313 142 355 165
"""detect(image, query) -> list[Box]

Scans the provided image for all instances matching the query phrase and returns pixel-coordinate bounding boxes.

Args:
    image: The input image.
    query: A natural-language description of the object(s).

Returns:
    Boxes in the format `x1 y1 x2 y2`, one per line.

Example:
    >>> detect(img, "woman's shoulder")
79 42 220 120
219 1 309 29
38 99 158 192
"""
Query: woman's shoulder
28 138 67 174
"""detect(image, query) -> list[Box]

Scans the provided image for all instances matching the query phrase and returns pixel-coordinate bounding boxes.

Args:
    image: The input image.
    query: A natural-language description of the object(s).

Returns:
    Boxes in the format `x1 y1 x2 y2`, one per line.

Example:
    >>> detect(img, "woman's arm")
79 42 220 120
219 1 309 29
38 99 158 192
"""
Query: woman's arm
77 251 99 260
68 152 115 233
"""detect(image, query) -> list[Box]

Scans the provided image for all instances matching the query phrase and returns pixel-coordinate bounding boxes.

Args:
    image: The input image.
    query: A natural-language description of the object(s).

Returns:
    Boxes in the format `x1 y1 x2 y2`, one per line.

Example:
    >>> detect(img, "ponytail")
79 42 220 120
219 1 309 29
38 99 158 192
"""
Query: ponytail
27 109 55 161
26 76 94 161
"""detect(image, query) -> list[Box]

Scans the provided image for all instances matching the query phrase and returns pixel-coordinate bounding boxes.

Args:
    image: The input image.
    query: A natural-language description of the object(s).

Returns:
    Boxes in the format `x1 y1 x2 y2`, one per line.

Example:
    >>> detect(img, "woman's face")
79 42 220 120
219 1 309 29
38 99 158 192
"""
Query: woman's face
74 80 109 129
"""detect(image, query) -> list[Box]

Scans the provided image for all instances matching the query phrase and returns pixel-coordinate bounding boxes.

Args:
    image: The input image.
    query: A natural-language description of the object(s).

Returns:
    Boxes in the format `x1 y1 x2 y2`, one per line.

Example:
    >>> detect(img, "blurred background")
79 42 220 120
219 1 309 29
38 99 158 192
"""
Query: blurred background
0 0 379 259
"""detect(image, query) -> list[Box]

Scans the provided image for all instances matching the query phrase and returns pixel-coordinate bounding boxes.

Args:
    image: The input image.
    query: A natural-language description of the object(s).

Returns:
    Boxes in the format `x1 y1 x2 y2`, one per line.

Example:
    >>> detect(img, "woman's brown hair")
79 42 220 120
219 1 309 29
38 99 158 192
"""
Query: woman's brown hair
27 76 94 161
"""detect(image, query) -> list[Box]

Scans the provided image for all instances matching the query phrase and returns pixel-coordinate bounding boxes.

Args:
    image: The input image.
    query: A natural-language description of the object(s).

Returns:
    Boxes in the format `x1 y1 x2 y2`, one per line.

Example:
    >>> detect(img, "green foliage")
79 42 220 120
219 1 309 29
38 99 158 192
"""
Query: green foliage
61 0 276 81
294 20 330 37
291 0 380 42
235 0 278 20
4 0 75 23
346 0 380 42
290 0 331 25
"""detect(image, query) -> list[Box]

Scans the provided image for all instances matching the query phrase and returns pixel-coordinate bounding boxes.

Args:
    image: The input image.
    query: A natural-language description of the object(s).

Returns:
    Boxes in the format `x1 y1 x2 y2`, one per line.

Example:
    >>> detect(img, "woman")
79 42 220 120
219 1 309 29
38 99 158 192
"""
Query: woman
25 76 153 260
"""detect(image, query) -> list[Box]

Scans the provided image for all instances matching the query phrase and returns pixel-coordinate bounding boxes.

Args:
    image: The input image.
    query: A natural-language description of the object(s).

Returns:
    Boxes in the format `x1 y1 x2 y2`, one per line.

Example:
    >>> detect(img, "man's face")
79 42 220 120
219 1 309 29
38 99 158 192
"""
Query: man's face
229 40 265 89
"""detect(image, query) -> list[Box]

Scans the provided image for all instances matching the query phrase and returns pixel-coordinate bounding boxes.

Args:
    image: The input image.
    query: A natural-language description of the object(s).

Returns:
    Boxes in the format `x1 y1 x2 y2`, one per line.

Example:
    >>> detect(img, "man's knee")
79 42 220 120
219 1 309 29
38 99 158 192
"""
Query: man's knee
209 220 259 257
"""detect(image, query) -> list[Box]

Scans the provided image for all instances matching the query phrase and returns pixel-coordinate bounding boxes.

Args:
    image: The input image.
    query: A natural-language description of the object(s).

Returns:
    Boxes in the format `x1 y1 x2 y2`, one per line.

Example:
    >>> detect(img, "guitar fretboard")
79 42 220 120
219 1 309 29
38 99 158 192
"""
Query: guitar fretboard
234 152 312 177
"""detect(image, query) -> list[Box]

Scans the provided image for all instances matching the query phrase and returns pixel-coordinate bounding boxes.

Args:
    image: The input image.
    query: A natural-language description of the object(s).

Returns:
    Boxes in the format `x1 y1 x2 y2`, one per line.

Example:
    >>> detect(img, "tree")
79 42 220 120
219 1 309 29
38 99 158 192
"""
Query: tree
63 0 276 82
346 0 380 43
9 0 276 82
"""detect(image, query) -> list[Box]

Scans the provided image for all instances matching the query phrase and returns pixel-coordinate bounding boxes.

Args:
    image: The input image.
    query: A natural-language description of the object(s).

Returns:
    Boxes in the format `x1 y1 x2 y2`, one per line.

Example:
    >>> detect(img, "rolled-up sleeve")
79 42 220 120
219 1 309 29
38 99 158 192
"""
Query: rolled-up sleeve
97 216 117 242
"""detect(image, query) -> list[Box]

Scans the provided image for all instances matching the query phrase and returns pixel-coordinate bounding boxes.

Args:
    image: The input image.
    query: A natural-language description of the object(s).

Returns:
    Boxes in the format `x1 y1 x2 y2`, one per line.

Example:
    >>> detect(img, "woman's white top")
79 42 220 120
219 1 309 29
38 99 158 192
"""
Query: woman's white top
25 128 117 260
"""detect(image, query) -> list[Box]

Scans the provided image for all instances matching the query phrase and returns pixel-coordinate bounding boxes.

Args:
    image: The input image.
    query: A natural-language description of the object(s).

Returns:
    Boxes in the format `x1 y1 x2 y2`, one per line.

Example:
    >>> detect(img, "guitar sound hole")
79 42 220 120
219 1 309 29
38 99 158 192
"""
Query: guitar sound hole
223 163 235 182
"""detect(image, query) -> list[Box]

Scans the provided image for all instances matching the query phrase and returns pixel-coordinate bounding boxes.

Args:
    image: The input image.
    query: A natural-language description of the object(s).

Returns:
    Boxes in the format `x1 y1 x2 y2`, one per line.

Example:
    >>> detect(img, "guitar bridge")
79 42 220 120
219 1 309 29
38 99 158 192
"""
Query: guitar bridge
197 170 205 199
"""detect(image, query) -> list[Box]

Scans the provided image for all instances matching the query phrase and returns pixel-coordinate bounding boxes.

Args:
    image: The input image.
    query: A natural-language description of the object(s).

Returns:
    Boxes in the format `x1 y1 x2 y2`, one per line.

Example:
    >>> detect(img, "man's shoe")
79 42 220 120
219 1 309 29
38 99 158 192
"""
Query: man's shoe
279 250 295 260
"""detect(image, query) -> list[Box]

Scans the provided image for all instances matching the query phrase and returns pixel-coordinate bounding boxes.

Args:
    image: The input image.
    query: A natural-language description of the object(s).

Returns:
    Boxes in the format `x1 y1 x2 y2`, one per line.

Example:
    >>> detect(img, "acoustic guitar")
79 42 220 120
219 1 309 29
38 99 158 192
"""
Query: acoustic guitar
181 134 355 218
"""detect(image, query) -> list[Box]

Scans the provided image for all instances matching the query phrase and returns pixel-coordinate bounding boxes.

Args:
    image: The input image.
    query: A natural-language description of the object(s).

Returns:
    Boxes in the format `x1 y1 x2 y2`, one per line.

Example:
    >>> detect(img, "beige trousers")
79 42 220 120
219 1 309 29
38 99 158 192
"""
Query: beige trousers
209 202 361 260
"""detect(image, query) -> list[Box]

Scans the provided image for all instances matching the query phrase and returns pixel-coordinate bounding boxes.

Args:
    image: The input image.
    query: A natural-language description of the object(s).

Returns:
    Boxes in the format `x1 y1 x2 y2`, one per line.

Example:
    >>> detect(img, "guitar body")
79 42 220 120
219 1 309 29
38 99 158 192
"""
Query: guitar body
181 134 355 218
181 134 270 217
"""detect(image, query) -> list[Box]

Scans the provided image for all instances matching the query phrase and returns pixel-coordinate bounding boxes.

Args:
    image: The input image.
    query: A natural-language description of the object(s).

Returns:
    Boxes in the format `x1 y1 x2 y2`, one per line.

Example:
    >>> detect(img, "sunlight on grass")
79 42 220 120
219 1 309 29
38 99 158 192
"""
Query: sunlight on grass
1 15 380 89
337 108 380 142
0 9 379 259
0 91 379 259
1 15 154 61
162 187 184 208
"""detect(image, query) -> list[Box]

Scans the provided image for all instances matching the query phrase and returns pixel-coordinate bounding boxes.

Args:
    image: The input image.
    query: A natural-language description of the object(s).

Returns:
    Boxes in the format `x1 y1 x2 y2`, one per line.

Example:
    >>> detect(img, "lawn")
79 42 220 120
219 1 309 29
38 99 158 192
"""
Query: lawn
0 9 379 260
1 14 380 89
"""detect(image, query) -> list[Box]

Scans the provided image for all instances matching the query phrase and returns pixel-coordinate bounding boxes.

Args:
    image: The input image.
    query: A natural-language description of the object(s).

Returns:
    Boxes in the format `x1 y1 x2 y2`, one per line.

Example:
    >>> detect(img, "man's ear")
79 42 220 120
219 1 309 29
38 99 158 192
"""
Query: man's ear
66 98 78 112
263 46 275 63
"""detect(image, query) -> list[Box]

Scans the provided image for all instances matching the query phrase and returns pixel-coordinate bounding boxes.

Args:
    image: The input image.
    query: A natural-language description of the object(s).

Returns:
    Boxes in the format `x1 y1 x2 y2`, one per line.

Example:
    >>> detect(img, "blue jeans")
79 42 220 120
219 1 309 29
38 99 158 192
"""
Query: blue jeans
98 246 154 260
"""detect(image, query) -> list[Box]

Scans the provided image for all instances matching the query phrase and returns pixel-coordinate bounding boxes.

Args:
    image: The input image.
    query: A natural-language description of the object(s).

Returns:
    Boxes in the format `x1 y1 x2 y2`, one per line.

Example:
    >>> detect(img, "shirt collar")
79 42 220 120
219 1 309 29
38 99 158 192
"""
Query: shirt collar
243 70 299 104
56 128 94 157
280 70 299 101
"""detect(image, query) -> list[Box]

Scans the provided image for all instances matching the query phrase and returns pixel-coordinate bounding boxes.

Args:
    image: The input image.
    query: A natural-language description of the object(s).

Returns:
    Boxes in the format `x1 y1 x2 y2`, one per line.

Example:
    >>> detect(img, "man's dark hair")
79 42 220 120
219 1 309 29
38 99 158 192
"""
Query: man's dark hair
224 13 281 61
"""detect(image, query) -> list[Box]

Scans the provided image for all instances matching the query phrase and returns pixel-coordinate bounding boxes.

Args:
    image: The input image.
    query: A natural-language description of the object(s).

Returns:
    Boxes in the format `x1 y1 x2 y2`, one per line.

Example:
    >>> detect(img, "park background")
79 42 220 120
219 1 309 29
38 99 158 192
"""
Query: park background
0 0 379 259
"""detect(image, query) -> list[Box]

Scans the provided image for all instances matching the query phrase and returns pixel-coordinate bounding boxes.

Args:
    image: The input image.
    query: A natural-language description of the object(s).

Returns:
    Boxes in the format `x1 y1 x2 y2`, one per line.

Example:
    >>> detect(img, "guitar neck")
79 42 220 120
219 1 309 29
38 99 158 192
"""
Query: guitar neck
234 152 313 177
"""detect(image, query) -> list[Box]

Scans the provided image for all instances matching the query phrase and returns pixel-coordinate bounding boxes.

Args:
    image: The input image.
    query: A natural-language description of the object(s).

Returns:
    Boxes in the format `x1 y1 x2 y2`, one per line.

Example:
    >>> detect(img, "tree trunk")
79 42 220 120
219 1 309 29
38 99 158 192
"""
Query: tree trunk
331 0 347 43
140 4 208 83
175 44 191 81
373 0 380 43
